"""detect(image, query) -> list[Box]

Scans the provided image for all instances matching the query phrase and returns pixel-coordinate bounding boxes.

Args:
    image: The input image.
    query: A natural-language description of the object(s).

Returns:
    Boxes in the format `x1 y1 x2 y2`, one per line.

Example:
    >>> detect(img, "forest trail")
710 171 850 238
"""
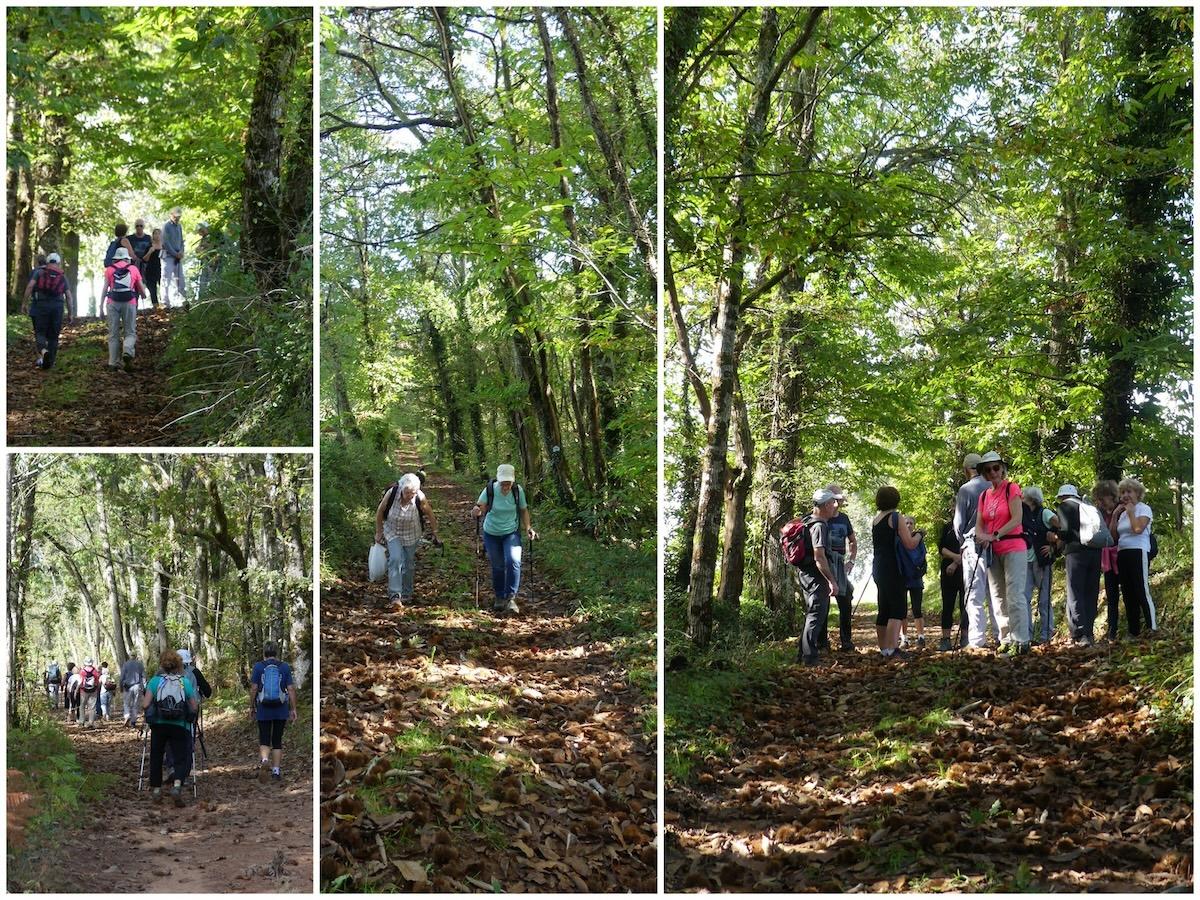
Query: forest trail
665 616 1193 893
8 307 180 446
320 449 657 892
14 704 312 893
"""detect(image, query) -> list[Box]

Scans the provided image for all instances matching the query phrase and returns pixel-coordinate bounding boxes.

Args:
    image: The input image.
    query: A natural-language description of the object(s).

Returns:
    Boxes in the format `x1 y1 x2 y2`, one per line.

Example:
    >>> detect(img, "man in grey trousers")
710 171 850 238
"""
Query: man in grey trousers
121 655 146 727
952 453 996 648
161 206 186 307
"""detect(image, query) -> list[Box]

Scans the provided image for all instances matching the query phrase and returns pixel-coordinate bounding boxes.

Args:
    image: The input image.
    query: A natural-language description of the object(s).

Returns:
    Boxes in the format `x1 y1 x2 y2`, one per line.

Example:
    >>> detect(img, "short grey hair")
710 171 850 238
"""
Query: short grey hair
399 472 421 493
1023 486 1045 505
1118 477 1146 499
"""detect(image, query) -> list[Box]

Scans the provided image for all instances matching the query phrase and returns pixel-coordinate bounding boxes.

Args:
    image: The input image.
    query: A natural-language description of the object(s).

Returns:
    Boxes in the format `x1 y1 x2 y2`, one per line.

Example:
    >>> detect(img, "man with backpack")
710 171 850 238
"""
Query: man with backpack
473 464 538 614
250 642 297 784
121 654 147 728
161 207 186 307
166 649 212 781
374 472 442 607
788 489 841 667
952 453 998 649
103 247 147 373
820 485 858 652
45 660 62 708
20 252 74 370
64 663 79 722
1050 484 1107 646
1022 487 1059 644
77 659 102 728
140 649 199 806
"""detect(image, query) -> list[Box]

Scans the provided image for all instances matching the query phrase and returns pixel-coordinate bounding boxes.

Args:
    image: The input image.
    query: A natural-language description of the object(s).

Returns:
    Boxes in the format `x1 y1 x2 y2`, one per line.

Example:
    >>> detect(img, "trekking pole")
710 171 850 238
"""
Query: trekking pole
527 535 535 608
197 705 209 761
473 515 481 610
137 725 148 792
849 570 872 618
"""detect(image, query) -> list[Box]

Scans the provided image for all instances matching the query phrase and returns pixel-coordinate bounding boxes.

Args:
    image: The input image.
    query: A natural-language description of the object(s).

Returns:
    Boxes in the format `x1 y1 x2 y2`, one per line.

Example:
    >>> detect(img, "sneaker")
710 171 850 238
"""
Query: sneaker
505 598 519 614
258 762 270 783
492 602 506 614
34 351 46 369
150 787 162 802
1016 642 1031 655
271 771 282 783
122 353 134 372
938 636 952 652
107 364 121 373
389 593 403 608
170 784 185 807
916 636 926 649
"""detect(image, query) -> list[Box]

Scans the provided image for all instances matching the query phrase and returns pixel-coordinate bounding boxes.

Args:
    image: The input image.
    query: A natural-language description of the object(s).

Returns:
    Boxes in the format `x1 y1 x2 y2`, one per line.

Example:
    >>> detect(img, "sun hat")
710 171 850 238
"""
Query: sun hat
113 247 130 261
1056 484 1080 500
496 464 516 482
812 488 837 506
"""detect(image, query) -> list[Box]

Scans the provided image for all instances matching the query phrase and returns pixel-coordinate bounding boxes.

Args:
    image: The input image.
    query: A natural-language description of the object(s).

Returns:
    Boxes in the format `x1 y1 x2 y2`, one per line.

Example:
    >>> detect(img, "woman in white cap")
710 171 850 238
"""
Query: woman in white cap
103 246 147 372
973 451 1030 653
473 464 537 614
374 472 441 608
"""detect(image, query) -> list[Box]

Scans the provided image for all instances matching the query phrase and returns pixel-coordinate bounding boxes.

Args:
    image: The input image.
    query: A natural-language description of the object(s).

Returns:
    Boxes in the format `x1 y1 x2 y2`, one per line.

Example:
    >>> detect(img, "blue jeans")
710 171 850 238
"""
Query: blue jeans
29 300 64 368
482 531 522 602
1025 555 1054 641
386 538 417 598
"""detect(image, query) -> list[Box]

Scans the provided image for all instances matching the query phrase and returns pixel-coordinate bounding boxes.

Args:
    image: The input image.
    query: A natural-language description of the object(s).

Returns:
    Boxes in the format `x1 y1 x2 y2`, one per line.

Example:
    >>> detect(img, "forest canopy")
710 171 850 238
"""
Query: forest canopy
664 6 1193 645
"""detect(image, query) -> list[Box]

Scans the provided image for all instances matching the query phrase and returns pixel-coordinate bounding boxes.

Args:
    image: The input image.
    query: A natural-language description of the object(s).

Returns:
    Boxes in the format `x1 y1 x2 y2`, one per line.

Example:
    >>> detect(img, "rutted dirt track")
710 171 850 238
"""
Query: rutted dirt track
320 450 657 892
8 307 179 446
666 627 1193 892
14 704 312 893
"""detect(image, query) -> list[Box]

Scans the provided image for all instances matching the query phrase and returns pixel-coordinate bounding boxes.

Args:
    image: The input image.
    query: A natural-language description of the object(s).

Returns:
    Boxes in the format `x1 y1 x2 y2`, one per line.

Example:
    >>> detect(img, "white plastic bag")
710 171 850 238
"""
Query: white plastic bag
368 542 387 583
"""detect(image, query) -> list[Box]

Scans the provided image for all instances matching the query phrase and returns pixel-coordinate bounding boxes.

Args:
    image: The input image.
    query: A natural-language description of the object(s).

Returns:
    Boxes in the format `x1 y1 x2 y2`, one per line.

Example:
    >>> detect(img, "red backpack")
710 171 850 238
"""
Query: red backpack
31 266 67 302
779 516 816 568
80 665 99 692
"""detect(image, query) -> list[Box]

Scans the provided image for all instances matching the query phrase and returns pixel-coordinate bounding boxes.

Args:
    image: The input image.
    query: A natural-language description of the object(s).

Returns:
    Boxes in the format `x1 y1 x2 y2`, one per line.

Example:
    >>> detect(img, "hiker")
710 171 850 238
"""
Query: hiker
129 219 153 278
45 660 62 708
899 516 928 648
1022 487 1058 644
974 451 1029 653
473 464 538 614
819 484 857 652
1112 477 1155 636
953 453 997 649
77 658 102 727
167 648 212 780
1092 480 1123 640
795 489 841 666
99 662 116 721
1050 485 1102 646
64 663 79 721
161 207 186 307
121 654 147 727
872 486 922 658
103 247 147 373
20 252 74 370
141 648 199 806
143 228 163 308
103 222 135 267
250 641 297 784
374 472 442 608
936 519 967 650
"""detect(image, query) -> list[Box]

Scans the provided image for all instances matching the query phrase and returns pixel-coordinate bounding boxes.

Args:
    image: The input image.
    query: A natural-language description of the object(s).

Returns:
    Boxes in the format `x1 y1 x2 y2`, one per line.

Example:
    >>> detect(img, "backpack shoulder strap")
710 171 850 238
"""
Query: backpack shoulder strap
383 481 399 517
486 479 495 510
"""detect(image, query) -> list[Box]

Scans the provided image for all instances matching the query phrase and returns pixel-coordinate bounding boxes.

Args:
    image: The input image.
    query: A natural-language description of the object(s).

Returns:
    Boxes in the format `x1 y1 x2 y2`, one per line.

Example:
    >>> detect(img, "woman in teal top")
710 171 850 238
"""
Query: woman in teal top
140 648 199 806
473 464 538 614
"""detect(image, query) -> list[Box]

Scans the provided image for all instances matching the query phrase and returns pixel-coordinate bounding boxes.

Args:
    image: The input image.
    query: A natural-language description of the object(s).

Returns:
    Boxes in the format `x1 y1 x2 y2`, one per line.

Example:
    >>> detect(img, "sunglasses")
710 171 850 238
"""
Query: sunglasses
981 464 1004 475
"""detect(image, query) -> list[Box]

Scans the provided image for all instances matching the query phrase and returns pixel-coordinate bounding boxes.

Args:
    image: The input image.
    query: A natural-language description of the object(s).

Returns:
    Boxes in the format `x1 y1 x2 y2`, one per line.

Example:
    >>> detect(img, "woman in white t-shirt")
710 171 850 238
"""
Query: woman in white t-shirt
1111 477 1155 635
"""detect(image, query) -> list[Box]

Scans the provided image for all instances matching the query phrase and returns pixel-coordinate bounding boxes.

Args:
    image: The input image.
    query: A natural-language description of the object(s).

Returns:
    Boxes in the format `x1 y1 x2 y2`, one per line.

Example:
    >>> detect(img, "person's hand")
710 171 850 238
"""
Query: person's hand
19 304 27 316
432 534 443 548
527 527 538 541
976 532 993 547
845 559 855 573
827 579 839 598
473 506 482 518
289 708 297 722
248 708 257 722
374 531 384 545
948 561 959 575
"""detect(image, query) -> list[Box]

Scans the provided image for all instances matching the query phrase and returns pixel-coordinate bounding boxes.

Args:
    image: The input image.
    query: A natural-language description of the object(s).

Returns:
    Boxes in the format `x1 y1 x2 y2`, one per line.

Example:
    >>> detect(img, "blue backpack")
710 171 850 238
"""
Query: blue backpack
894 514 928 589
258 662 286 708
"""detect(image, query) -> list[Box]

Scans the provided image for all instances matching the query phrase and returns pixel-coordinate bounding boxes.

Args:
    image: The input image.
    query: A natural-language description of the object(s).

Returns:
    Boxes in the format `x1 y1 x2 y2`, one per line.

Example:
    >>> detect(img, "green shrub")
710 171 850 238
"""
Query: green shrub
319 434 397 579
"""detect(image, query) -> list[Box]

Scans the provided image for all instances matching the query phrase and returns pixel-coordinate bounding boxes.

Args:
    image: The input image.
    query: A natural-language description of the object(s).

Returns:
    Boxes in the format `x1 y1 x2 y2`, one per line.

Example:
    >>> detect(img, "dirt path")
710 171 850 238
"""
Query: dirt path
320 449 657 892
665 615 1192 892
8 307 180 445
14 704 312 893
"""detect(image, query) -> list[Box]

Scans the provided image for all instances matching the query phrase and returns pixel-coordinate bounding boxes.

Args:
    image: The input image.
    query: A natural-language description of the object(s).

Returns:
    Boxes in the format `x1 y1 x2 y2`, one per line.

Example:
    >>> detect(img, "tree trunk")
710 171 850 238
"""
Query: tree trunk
423 313 467 472
33 111 69 257
92 468 130 665
7 461 39 728
716 383 754 610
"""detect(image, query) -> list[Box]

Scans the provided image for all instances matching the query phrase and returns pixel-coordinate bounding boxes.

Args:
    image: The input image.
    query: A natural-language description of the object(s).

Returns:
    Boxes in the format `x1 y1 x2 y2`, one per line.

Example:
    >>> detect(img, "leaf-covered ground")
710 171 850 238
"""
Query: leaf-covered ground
320 453 657 892
666 621 1193 893
9 701 313 892
7 307 180 446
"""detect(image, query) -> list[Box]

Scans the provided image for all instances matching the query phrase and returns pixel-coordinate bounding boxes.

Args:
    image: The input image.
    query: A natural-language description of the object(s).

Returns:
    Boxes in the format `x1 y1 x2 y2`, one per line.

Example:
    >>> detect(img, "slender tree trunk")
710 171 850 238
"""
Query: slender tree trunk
92 468 130 664
7 462 39 728
423 313 467 472
716 383 754 609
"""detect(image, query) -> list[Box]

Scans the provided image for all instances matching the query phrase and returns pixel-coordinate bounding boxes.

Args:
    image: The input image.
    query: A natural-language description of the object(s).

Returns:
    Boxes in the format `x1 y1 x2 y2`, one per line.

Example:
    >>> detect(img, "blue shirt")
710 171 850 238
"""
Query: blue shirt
827 512 854 554
477 484 527 537
251 659 293 721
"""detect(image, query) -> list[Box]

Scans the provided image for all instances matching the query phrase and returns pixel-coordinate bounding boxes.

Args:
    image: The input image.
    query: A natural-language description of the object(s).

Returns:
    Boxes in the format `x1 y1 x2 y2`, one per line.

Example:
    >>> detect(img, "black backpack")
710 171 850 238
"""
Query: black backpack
1022 501 1051 558
382 481 427 534
484 479 523 512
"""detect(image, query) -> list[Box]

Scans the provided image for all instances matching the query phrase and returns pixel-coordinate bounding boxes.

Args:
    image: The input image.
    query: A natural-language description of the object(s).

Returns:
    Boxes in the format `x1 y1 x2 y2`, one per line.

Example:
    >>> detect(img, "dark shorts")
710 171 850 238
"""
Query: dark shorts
258 718 287 750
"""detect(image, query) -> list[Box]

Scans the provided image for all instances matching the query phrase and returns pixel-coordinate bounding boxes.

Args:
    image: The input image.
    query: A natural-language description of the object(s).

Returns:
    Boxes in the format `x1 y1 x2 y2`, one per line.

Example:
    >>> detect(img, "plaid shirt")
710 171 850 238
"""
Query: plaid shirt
384 489 424 545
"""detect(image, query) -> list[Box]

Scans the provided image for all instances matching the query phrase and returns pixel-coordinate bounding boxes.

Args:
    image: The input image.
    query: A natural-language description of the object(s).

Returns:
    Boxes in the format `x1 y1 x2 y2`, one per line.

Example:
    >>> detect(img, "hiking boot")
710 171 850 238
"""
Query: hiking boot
150 787 162 802
1016 642 1031 655
938 636 951 652
916 636 926 649
839 642 856 652
107 364 121 373
271 771 282 783
492 602 506 614
122 353 134 372
505 598 519 614
170 784 185 807
258 762 270 783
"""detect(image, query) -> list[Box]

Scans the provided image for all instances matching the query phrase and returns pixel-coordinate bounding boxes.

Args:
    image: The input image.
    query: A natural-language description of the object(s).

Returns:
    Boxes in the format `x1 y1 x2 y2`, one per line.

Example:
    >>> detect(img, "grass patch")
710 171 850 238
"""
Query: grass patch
460 814 508 851
34 324 109 406
445 685 504 714
393 722 443 763
455 752 503 791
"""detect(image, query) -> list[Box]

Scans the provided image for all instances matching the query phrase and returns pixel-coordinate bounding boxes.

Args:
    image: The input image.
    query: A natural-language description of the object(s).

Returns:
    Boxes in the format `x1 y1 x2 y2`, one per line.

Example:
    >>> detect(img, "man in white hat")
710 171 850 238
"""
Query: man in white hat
1051 485 1101 645
103 246 147 372
797 489 841 666
474 464 538 614
952 452 996 649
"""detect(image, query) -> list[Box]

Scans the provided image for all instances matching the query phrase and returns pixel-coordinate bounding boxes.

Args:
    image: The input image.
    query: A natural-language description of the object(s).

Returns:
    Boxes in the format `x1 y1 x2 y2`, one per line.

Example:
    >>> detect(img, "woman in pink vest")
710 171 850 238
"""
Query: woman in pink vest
973 451 1030 653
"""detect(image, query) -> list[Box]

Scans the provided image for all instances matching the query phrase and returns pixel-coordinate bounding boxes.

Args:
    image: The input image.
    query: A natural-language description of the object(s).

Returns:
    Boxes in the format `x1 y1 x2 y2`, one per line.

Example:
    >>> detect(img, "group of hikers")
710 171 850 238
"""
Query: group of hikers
43 642 297 807
789 452 1158 666
372 464 538 614
20 208 215 374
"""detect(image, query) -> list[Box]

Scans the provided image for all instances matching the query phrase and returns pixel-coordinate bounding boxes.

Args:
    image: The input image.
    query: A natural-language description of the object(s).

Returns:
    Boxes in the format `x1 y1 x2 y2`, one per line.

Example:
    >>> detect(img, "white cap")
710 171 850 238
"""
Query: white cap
496 464 516 482
84 658 94 666
1056 484 1080 500
812 489 837 506
113 247 130 261
177 648 192 665
47 252 61 264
